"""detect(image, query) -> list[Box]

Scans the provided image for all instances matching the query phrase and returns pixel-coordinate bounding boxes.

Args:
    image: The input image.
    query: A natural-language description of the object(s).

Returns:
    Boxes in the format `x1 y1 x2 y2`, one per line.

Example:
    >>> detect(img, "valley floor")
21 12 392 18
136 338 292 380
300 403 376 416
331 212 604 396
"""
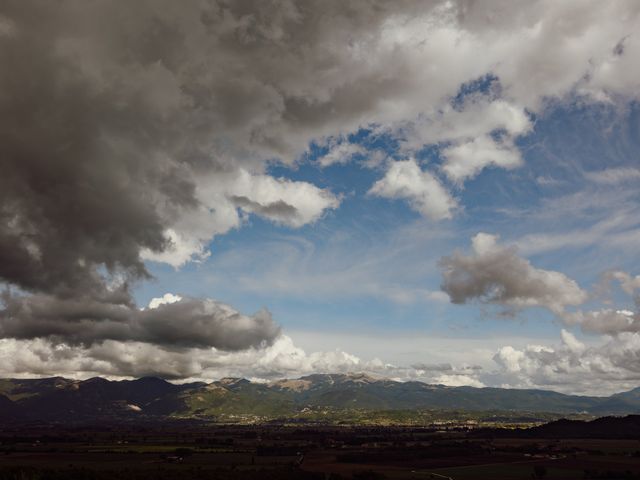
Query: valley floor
1 424 640 479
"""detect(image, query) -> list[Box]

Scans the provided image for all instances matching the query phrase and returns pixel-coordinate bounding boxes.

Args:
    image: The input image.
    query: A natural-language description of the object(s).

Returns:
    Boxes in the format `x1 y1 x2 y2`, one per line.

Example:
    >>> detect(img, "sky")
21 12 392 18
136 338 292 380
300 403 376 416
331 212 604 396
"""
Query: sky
1 0 640 396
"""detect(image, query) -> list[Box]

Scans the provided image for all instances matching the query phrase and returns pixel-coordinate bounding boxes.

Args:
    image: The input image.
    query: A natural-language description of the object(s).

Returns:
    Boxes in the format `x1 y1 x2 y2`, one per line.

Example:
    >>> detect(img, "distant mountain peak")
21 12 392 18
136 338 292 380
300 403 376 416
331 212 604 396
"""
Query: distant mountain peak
82 377 110 385
270 378 313 392
204 383 229 393
299 372 384 384
217 377 250 387
343 372 380 383
1 375 639 423
130 376 171 385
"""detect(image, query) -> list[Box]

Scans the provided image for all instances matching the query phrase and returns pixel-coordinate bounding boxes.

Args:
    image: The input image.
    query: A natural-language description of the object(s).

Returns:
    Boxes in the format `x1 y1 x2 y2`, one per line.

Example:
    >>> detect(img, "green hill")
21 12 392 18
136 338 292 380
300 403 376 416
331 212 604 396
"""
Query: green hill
0 373 637 423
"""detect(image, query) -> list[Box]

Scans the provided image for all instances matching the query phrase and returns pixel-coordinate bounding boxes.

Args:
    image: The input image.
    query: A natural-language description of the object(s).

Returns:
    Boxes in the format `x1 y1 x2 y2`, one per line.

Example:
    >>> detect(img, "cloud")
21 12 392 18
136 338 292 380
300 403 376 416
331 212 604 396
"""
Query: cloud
490 329 640 395
397 97 531 183
0 333 477 385
563 308 640 335
607 271 640 295
499 184 640 259
369 159 457 220
440 232 640 392
441 135 523 184
515 212 638 255
0 332 489 389
224 171 340 228
438 247 640 394
1 0 351 350
9 313 640 396
141 168 340 268
432 374 485 388
585 167 640 184
560 270 640 335
535 176 563 187
8 322 640 396
2 1 639 301
147 293 182 310
317 139 367 167
2 0 640 377
0 291 281 350
409 362 484 387
400 98 531 149
440 233 587 314
231 197 298 223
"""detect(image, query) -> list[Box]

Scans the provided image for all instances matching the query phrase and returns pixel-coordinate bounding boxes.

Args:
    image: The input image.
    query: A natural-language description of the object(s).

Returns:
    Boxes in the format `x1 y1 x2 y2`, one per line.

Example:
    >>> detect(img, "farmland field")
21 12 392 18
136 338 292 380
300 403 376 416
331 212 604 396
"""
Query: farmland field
1 422 640 479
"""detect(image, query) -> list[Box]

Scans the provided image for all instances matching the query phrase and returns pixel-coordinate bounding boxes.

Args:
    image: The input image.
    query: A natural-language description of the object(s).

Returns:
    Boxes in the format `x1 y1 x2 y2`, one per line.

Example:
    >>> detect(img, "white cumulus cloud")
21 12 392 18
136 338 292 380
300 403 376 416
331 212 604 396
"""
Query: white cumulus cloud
369 159 457 221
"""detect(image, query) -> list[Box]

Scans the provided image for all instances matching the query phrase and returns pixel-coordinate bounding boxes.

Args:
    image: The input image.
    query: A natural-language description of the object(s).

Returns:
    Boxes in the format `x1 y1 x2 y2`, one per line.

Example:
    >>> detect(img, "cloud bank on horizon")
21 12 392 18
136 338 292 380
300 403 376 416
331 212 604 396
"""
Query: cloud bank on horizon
1 0 640 395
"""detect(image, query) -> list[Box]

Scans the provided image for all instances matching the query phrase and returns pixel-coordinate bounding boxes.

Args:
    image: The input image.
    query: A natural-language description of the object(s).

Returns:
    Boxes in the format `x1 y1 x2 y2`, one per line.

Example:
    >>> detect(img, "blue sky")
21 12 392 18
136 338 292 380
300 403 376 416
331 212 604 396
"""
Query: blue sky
2 1 640 395
132 97 640 394
138 100 640 335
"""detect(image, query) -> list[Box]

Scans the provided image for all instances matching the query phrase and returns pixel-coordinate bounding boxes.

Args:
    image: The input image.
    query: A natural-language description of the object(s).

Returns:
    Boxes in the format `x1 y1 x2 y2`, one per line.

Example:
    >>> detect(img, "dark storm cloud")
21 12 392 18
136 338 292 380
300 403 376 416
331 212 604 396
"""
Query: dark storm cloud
0 0 371 350
0 292 280 350
0 0 425 299
3 0 639 304
0 2 187 297
0 0 442 354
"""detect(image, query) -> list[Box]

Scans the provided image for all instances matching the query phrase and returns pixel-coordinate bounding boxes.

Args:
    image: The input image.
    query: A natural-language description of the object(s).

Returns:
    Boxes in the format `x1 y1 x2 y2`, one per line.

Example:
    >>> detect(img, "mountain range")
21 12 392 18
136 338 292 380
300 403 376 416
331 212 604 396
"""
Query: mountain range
0 373 639 423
